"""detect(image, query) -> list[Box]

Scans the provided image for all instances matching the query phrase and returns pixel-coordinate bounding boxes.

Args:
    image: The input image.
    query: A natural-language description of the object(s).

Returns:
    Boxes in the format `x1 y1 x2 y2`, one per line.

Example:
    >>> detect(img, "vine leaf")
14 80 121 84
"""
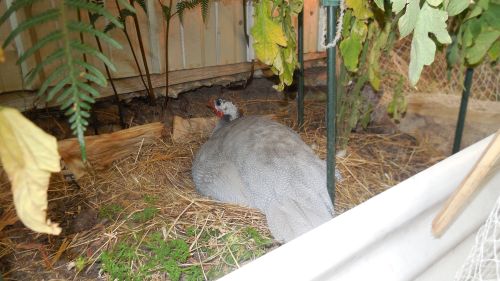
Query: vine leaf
426 0 443 7
346 0 373 19
447 0 470 16
488 40 500 61
0 107 62 235
409 3 452 85
340 20 367 72
398 0 419 38
340 37 363 72
376 0 408 12
251 1 287 66
465 30 500 64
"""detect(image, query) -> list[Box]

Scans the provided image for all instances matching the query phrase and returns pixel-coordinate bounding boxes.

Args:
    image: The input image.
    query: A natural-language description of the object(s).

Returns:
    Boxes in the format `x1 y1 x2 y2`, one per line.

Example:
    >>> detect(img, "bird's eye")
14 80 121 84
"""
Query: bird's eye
215 99 222 106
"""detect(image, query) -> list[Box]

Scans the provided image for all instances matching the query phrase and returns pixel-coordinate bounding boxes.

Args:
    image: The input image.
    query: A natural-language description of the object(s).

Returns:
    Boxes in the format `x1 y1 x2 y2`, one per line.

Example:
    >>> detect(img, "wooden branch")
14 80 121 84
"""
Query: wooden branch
432 129 500 237
58 122 166 178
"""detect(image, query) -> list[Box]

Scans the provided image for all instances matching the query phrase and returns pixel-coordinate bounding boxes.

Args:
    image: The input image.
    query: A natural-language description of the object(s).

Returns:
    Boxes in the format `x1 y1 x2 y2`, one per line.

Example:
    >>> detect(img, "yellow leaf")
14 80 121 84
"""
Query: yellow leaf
0 47 4 63
0 107 62 235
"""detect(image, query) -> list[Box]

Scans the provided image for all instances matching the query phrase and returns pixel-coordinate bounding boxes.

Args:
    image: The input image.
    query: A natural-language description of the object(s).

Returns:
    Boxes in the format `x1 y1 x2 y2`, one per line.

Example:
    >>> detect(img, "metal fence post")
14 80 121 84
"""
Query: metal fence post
322 0 339 205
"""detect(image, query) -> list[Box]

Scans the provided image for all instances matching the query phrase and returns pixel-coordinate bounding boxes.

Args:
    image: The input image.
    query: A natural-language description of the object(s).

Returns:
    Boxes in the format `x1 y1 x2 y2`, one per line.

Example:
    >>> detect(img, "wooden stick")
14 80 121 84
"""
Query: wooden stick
432 129 500 237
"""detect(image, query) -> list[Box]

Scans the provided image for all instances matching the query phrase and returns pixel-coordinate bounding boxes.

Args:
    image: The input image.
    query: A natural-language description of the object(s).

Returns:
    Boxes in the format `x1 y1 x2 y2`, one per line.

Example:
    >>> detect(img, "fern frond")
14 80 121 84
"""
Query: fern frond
0 0 35 26
176 0 210 23
69 41 117 71
66 0 123 29
17 30 63 64
37 64 67 97
0 0 126 161
104 8 134 33
201 0 209 22
47 76 71 101
176 0 199 23
117 0 137 13
160 4 171 21
134 0 147 14
3 9 60 47
26 48 65 85
74 59 107 86
67 21 121 48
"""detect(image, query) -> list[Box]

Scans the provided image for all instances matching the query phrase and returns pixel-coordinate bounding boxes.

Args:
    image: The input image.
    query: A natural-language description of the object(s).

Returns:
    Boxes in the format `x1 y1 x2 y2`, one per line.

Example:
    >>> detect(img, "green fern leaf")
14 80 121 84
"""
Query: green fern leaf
77 91 96 104
77 81 100 97
67 21 121 48
201 0 209 22
177 0 200 23
134 0 147 14
3 9 60 48
37 64 67 97
66 0 123 29
59 88 76 107
70 41 116 71
161 4 171 20
18 30 63 64
26 48 65 85
0 0 34 26
47 76 71 101
117 0 137 13
74 59 107 86
104 9 134 33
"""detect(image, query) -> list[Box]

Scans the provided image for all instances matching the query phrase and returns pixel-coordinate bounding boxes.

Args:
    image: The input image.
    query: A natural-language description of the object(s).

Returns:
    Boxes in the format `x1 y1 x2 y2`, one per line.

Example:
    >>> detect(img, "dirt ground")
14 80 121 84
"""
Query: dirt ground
0 71 445 280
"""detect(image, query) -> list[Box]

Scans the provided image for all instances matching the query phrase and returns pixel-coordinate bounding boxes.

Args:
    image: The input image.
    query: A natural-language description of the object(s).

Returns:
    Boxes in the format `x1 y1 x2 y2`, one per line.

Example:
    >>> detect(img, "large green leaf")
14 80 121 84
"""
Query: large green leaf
340 36 363 72
340 20 367 72
447 0 470 16
488 40 500 61
427 0 443 7
408 3 451 85
346 0 373 19
391 0 407 13
398 0 419 38
465 30 500 64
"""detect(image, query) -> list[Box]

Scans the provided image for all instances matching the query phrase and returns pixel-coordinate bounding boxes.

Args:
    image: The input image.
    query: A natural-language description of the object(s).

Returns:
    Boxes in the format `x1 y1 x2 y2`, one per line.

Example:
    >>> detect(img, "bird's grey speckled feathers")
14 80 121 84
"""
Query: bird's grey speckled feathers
192 99 340 242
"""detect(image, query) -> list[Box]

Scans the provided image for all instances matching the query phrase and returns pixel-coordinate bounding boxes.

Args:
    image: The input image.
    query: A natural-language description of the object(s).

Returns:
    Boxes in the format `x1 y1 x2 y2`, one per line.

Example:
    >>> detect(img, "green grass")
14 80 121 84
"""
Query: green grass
98 203 124 220
131 206 158 222
100 232 204 281
99 211 271 280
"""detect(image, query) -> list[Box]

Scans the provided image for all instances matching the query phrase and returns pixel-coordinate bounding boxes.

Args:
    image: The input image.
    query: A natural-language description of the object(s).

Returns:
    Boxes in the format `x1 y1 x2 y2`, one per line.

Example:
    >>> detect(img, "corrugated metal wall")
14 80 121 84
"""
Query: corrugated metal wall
0 0 322 94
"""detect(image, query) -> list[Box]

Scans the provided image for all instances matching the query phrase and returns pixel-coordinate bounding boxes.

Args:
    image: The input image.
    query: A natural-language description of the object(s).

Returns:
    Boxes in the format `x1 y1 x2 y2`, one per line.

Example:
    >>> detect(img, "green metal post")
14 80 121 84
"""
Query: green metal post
452 67 474 154
297 10 305 130
322 0 339 205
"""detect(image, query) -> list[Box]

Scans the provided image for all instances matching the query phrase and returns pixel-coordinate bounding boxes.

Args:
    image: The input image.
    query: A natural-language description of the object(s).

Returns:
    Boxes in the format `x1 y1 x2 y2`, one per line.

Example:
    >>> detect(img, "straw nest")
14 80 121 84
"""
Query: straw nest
0 99 444 280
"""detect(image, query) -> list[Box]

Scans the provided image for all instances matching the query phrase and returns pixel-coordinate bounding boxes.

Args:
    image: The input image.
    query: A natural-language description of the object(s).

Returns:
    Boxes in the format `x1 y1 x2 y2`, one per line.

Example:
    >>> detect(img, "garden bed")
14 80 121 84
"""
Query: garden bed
0 77 444 280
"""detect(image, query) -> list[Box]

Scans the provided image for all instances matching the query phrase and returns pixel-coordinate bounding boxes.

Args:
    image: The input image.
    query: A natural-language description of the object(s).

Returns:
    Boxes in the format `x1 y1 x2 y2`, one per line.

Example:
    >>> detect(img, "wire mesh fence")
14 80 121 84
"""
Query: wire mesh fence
381 38 500 103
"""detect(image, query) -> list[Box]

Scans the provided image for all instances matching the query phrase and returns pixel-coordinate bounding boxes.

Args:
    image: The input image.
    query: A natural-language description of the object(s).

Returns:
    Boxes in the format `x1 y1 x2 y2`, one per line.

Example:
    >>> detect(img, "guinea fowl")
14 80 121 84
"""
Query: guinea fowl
192 98 341 242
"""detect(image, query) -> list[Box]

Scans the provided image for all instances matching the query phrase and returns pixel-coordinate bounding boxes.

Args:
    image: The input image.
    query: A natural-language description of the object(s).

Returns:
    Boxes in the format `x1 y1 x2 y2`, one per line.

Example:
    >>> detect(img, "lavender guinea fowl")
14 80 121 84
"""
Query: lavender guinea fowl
192 98 341 242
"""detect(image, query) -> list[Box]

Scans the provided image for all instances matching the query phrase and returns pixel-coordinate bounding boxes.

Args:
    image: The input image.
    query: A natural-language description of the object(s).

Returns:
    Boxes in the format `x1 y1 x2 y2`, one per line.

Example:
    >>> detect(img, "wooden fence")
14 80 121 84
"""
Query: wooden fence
0 0 325 109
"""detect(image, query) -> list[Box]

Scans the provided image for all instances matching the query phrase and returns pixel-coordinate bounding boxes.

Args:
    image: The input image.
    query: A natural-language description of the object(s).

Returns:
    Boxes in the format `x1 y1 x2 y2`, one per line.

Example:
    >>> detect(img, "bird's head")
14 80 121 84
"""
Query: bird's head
208 98 240 122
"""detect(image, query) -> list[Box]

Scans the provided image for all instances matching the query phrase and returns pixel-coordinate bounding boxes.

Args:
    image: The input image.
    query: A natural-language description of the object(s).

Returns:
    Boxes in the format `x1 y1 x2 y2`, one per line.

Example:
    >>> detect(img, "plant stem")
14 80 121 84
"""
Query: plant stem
114 0 149 93
60 1 86 160
164 0 173 106
129 0 156 105
77 8 99 135
87 11 126 129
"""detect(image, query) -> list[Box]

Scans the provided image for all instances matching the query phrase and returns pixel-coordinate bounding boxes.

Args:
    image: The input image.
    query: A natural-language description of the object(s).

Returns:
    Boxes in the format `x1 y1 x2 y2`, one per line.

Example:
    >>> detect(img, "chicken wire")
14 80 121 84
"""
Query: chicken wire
381 38 500 103
455 195 500 281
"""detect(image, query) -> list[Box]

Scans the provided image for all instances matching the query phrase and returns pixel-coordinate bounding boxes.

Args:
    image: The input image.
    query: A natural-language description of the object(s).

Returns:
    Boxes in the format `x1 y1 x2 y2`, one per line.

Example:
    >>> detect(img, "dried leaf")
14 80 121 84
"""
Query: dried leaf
0 46 4 63
251 1 287 66
0 107 62 235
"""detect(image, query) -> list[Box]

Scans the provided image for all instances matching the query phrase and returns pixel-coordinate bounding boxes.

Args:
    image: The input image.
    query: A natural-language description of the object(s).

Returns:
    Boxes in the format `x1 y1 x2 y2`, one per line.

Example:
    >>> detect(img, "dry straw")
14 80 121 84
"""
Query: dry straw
0 98 443 280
